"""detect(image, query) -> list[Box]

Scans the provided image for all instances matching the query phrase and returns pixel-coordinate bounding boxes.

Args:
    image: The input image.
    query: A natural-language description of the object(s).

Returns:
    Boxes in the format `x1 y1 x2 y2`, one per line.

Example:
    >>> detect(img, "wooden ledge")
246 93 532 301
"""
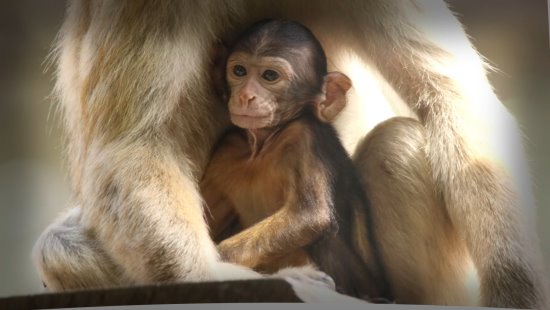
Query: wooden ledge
0 279 304 310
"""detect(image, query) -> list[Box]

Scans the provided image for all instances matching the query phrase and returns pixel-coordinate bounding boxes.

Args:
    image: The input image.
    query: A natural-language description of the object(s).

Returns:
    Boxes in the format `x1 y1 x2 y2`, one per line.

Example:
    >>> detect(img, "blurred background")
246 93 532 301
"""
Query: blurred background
0 0 548 297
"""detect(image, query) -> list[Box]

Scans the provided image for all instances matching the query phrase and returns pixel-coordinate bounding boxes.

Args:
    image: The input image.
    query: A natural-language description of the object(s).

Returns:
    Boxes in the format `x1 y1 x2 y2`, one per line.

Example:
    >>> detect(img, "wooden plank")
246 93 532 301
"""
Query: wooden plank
0 279 302 310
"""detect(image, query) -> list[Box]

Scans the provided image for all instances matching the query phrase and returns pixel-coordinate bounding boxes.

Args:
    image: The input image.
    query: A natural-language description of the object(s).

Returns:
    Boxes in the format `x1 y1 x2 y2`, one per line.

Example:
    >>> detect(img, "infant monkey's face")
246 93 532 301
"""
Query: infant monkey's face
226 52 295 130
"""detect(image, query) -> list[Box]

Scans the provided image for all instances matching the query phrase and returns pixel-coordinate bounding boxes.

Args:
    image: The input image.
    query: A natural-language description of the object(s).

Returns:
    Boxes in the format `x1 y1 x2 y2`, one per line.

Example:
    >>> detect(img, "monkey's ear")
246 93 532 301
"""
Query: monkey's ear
315 72 352 123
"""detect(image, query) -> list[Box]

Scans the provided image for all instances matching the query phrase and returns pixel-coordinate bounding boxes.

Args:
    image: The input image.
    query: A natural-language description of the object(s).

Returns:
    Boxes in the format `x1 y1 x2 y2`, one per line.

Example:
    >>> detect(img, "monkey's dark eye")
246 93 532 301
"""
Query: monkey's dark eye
233 65 247 77
262 70 279 82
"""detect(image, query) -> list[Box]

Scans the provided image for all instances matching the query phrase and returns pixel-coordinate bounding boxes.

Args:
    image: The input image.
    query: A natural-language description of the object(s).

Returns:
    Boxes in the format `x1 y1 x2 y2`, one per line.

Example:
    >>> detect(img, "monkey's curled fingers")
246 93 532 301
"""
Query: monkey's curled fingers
216 238 243 264
216 235 274 267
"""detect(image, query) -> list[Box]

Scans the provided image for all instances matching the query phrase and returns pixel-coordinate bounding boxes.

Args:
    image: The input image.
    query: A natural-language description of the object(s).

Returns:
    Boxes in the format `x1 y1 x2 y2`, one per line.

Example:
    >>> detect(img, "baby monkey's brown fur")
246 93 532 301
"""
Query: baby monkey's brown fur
201 19 392 301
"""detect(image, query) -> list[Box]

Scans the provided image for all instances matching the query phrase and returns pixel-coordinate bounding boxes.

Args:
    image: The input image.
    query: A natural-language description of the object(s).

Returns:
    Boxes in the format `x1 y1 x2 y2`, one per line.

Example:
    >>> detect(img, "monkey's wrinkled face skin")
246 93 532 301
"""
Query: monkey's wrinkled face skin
226 52 296 130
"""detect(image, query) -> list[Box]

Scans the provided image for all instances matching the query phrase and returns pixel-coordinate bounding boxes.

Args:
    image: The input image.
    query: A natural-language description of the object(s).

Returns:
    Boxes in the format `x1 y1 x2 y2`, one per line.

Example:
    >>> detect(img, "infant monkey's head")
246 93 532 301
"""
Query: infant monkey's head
225 19 351 131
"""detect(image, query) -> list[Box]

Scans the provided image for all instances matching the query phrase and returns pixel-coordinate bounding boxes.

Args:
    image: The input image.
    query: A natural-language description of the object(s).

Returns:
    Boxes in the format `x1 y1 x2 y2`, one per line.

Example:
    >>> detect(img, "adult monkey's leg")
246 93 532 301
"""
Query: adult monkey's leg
34 0 260 289
354 117 475 306
350 1 549 308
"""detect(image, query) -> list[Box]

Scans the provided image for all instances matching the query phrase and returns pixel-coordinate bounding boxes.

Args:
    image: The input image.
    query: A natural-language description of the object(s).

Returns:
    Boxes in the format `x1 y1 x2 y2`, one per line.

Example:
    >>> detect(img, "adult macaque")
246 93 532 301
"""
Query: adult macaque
33 1 548 308
201 19 392 301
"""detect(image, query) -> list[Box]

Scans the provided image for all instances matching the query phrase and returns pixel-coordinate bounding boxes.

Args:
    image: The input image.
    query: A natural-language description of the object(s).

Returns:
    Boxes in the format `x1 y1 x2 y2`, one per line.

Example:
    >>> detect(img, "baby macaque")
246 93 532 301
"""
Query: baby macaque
200 19 391 301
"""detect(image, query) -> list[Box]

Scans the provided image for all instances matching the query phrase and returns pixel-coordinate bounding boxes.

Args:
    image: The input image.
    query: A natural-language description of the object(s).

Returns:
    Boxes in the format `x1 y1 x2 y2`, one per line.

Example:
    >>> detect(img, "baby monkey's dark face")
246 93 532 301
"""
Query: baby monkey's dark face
226 51 301 130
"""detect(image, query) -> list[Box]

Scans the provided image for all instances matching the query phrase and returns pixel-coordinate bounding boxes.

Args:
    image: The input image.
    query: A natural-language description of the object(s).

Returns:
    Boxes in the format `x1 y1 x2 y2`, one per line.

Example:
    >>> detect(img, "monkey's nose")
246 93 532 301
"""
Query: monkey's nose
239 93 256 106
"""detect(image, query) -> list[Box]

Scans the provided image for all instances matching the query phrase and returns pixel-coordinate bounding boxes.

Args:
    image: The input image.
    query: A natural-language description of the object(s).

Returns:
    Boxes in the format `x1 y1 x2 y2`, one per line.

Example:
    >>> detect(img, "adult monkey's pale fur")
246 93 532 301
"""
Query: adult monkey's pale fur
33 0 549 308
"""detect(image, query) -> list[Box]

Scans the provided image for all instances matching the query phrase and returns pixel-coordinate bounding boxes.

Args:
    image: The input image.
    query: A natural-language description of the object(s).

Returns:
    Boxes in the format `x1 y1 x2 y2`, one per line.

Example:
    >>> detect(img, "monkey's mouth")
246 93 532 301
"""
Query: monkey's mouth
230 113 272 129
